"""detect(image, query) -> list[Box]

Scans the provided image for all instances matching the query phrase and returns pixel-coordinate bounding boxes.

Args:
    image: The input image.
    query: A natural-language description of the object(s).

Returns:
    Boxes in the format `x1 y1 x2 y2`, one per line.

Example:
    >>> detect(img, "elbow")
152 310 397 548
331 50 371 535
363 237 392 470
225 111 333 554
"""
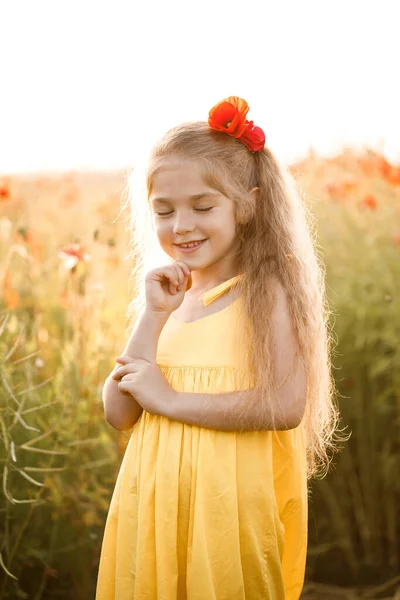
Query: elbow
104 410 122 431
103 405 122 430
102 395 140 433
104 411 138 431
102 377 144 431
285 400 306 430
103 397 143 431
274 395 306 430
285 418 302 430
107 421 133 432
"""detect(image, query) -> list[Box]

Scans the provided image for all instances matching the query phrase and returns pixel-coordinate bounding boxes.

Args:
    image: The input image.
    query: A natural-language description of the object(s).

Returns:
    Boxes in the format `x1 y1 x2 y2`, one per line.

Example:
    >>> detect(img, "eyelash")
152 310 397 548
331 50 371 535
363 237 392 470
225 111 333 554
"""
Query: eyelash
155 208 213 216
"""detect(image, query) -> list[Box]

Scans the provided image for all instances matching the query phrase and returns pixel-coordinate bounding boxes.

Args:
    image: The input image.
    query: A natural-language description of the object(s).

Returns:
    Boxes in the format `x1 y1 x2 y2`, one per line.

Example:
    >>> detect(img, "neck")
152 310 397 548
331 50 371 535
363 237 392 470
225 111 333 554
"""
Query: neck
188 269 241 295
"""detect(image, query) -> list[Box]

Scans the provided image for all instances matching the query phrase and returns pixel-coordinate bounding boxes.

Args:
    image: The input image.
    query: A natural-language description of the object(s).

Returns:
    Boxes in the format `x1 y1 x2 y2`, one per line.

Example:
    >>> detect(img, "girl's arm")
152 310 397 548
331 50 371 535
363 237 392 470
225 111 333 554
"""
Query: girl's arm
163 284 307 432
164 383 304 432
103 309 169 431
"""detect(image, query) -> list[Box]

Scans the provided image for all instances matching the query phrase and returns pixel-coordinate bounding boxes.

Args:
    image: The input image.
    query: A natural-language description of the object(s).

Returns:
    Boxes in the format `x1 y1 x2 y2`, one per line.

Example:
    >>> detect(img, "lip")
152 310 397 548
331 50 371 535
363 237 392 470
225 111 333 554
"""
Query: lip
174 239 207 253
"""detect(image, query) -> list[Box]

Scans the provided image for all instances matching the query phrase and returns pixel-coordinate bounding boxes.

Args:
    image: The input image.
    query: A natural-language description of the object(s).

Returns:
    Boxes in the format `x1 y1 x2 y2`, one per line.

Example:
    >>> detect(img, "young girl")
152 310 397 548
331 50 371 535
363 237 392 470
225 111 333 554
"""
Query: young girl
95 96 342 600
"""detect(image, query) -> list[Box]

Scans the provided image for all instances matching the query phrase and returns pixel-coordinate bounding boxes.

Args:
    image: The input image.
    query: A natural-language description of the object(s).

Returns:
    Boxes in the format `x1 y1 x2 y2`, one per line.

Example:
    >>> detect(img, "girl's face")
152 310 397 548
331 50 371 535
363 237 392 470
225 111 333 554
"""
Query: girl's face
148 157 240 273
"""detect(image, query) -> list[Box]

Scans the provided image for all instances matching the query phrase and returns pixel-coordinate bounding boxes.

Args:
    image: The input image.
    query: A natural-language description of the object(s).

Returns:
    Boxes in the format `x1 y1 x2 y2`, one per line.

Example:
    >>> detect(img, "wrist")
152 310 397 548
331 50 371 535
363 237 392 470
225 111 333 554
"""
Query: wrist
122 308 169 365
164 389 180 420
143 308 170 324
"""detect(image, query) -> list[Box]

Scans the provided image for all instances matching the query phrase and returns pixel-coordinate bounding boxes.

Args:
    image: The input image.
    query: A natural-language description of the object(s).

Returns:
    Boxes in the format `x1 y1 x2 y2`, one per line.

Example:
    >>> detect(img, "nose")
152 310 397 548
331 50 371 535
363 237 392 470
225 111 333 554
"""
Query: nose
172 211 195 235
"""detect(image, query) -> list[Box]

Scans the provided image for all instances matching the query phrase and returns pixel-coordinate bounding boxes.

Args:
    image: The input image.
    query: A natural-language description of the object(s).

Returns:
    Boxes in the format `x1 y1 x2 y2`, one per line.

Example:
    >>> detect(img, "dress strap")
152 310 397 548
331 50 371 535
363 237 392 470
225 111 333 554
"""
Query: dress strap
201 274 243 307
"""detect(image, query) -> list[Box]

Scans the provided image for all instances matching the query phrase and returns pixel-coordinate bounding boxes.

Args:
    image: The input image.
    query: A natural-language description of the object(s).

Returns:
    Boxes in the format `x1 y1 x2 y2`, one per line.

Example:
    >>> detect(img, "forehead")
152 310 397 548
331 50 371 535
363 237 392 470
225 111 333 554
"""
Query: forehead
149 158 217 200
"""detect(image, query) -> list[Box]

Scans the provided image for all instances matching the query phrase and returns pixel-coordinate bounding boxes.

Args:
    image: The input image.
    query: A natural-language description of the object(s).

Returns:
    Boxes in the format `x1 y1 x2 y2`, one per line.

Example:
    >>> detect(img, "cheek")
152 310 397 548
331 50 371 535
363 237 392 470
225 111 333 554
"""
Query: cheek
154 222 169 240
209 215 236 237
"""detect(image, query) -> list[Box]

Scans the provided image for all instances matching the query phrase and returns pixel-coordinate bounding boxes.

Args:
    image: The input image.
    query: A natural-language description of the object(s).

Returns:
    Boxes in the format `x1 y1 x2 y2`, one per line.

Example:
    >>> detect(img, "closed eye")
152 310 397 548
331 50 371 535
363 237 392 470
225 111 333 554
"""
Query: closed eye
155 207 213 216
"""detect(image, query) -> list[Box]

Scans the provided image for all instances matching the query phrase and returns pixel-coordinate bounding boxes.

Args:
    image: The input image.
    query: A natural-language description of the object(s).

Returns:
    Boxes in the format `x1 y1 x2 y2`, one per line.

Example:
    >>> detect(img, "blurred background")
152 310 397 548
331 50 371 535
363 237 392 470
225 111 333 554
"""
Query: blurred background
1 0 400 598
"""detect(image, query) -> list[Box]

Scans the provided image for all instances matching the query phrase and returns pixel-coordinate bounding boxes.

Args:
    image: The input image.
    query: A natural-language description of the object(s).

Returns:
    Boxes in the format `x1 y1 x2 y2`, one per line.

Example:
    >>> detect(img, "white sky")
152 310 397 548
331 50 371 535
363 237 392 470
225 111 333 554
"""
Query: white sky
1 0 399 175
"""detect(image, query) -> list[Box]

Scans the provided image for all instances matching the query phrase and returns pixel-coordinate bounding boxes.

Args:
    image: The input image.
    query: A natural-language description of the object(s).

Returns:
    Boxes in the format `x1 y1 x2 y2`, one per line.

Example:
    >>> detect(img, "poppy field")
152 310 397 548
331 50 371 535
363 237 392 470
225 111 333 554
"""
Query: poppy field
1 148 400 599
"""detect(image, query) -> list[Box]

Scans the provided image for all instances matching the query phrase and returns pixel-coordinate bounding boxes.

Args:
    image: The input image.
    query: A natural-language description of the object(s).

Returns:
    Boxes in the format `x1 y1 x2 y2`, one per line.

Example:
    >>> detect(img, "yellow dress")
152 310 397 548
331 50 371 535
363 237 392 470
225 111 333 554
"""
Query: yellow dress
95 275 308 600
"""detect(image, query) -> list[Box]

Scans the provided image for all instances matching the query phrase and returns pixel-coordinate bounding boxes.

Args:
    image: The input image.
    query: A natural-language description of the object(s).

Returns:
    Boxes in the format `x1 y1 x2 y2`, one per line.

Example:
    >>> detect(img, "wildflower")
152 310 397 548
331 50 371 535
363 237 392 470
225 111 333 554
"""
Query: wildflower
58 244 91 270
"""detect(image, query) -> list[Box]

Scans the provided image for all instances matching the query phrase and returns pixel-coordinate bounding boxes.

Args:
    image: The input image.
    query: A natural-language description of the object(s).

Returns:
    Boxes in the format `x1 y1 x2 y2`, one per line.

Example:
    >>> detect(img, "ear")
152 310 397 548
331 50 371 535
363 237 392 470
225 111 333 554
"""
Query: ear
249 186 260 202
235 187 260 226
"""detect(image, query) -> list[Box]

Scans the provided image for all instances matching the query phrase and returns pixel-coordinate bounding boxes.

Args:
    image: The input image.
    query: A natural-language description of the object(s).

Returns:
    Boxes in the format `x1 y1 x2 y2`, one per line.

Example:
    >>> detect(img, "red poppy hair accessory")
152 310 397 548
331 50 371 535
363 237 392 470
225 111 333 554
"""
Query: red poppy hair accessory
208 96 266 152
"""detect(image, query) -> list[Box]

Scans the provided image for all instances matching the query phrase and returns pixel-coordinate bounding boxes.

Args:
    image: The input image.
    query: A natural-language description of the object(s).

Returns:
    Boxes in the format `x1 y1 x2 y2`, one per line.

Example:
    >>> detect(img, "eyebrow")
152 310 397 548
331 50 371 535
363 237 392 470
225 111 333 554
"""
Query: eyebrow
150 192 219 204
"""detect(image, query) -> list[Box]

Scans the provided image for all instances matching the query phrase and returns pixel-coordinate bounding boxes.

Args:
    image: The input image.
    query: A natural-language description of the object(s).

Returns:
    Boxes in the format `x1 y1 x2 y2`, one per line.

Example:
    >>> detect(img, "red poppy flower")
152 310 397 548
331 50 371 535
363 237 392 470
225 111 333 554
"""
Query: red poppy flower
208 97 249 138
208 96 265 152
58 243 91 269
360 194 377 210
0 185 11 200
239 120 266 152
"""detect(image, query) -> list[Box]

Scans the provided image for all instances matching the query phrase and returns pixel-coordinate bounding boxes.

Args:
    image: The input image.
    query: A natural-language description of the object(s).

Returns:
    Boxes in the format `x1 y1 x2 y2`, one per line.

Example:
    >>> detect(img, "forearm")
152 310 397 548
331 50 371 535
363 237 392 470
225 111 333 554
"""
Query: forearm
103 309 168 431
121 308 169 362
164 389 297 432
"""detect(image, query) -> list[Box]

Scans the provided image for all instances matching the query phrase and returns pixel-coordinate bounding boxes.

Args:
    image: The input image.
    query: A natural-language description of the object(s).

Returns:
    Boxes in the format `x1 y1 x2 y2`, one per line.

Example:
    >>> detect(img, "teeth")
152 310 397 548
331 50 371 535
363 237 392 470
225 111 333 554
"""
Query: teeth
179 241 203 248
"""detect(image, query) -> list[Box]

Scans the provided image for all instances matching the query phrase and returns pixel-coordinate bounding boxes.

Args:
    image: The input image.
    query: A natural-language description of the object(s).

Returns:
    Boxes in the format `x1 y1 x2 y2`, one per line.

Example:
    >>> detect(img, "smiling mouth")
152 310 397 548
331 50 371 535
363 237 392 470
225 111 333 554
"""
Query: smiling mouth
175 239 207 248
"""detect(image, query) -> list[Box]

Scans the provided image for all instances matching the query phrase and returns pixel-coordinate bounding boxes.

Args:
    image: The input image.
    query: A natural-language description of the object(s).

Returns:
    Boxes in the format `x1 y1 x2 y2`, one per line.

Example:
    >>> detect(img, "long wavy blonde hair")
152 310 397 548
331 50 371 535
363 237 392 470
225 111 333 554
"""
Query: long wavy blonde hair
121 121 346 480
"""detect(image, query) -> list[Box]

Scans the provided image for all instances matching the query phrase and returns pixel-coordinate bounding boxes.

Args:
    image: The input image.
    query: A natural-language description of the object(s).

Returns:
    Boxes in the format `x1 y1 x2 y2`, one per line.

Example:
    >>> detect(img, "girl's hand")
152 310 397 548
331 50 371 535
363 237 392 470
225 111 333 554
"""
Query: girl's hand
112 356 177 415
145 261 192 315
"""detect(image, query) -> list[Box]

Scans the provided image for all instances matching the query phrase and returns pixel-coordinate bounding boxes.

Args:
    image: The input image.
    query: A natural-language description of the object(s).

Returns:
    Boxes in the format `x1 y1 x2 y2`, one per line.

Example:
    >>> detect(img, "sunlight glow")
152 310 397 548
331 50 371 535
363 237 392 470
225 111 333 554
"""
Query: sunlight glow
1 0 399 175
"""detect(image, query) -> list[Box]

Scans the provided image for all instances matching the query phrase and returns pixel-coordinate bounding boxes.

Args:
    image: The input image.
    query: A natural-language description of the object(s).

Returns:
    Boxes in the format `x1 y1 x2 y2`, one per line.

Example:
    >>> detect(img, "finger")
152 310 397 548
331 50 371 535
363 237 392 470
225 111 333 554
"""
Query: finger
165 266 180 294
114 357 140 369
175 261 191 277
112 367 127 380
148 265 185 294
180 273 191 291
118 381 131 395
111 367 124 380
121 373 134 382
172 264 184 290
158 266 180 294
165 266 182 285
112 361 129 376
147 266 176 285
169 280 178 295
174 262 189 283
112 363 139 379
174 263 190 290
172 265 183 289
